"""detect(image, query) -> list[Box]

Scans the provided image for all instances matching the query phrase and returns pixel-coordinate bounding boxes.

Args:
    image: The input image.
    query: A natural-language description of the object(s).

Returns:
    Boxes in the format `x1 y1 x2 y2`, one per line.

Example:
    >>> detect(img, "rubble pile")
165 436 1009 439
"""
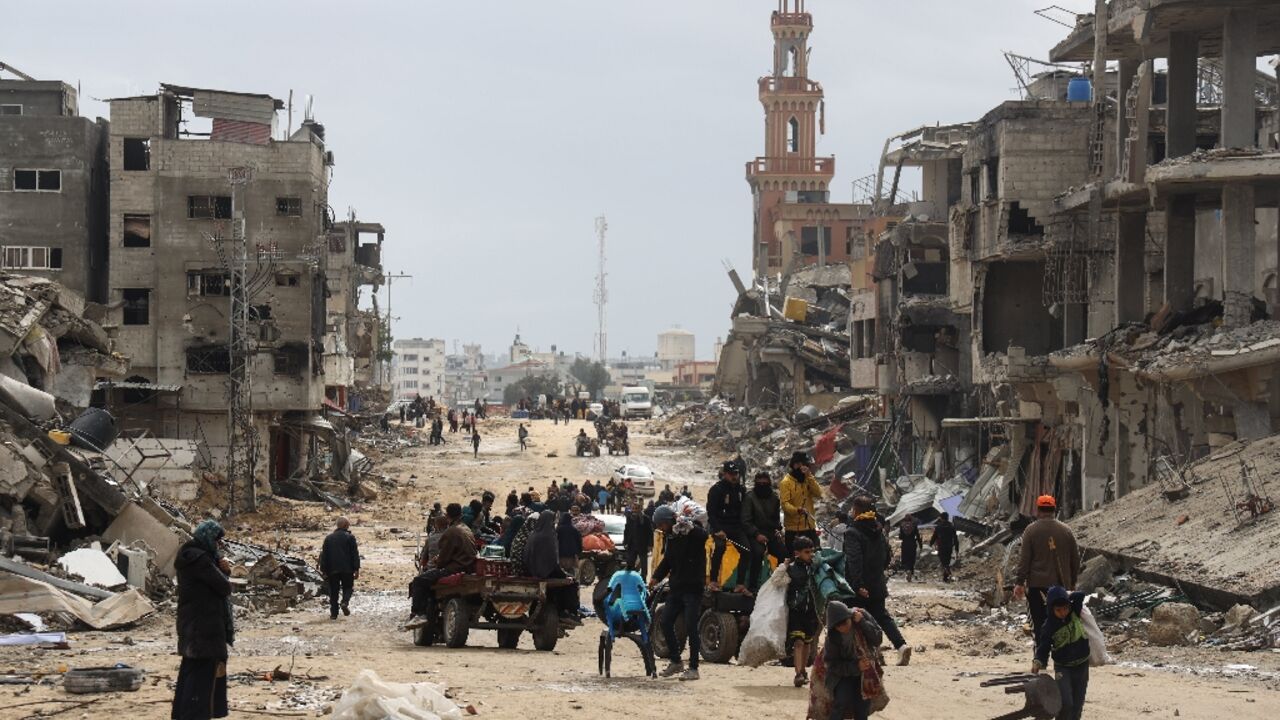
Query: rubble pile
224 540 324 615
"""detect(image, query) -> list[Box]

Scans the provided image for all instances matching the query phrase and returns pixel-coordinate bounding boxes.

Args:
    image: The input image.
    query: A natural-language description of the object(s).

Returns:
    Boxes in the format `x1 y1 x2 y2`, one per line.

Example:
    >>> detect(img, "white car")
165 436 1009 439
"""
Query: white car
611 464 655 497
597 513 628 552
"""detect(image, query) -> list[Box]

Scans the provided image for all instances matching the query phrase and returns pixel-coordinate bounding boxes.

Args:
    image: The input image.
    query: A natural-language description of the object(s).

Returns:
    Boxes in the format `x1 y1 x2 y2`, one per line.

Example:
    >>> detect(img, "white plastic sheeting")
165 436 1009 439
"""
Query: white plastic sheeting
739 565 790 667
332 670 462 720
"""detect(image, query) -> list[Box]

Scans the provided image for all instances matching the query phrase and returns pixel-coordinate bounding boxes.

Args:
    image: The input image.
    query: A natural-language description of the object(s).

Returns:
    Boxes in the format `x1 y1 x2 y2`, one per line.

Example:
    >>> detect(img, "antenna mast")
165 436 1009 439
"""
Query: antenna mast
593 216 608 364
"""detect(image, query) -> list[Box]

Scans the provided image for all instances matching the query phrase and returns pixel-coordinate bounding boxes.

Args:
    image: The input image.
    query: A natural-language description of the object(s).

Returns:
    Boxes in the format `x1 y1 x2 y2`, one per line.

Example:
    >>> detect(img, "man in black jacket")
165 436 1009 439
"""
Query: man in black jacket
741 471 786 593
319 518 360 620
650 505 707 681
706 460 749 592
843 497 911 666
623 498 654 578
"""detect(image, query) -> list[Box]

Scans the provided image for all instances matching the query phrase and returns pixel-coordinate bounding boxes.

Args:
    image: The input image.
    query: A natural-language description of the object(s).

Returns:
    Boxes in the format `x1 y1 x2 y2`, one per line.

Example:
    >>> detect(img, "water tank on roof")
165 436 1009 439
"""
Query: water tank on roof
1067 76 1092 102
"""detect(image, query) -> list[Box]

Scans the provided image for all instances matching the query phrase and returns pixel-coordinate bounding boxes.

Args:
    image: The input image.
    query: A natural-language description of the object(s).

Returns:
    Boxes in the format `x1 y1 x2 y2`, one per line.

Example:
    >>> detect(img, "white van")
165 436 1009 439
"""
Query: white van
620 386 653 420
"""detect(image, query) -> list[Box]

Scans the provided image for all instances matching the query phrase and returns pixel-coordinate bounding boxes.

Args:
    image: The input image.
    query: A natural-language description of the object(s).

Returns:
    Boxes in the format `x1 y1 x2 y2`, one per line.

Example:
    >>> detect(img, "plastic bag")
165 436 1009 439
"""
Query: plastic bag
1080 605 1110 667
332 669 463 720
739 564 791 667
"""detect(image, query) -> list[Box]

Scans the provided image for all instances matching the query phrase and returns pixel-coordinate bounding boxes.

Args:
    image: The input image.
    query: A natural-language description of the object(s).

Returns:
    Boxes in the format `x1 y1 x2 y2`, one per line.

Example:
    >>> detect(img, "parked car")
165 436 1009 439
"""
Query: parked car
611 464 655 497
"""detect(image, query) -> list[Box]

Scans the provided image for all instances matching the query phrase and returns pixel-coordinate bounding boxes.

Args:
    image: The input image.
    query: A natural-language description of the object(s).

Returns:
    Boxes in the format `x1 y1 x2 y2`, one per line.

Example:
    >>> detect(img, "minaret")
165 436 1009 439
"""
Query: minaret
746 0 835 276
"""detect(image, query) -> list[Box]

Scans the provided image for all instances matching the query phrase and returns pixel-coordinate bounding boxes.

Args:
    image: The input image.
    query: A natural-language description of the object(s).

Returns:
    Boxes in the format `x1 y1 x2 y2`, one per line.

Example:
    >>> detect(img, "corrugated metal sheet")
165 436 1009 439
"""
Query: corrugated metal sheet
193 90 275 125
211 118 271 145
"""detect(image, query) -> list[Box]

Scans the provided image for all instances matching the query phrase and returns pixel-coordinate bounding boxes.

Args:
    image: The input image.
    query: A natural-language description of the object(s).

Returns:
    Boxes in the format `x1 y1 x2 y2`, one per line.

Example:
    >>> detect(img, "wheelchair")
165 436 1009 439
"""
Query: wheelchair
594 568 657 678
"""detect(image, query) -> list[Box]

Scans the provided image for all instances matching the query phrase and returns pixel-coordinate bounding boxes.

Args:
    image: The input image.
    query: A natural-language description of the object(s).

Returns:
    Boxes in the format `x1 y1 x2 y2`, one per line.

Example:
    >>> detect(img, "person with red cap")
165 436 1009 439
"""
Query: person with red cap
1013 495 1080 636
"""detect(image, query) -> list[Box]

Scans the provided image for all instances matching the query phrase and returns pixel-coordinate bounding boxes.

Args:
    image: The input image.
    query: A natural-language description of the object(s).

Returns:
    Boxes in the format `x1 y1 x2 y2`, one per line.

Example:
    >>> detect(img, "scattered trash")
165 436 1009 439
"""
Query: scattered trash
331 669 463 720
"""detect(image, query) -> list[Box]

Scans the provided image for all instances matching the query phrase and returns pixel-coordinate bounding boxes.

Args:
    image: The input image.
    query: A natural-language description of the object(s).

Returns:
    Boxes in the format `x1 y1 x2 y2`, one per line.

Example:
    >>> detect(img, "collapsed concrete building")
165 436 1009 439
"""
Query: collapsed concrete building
324 214 385 411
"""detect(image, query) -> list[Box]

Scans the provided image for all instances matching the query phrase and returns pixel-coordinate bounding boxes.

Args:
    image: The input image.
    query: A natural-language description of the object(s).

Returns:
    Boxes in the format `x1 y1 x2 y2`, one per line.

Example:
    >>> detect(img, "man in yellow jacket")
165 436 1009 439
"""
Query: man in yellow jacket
779 451 822 555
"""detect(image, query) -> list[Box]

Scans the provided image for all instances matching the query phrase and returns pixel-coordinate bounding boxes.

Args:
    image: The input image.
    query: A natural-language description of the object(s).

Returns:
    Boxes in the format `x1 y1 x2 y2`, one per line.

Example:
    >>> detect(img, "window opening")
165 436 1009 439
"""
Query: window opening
186 345 231 374
123 214 152 247
14 169 60 192
122 289 151 325
276 197 302 217
0 105 21 116
187 195 232 219
186 271 231 296
787 117 799 153
123 138 150 171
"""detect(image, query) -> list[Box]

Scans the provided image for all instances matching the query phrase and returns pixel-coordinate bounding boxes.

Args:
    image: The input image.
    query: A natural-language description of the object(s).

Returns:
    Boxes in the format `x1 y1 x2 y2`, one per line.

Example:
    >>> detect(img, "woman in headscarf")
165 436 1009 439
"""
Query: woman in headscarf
556 510 583 575
523 511 580 620
172 520 234 720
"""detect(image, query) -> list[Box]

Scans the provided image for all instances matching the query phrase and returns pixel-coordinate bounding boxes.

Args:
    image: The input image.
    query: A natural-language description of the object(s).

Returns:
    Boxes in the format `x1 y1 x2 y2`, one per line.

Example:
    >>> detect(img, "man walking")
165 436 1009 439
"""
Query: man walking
471 429 481 458
779 452 822 554
319 518 360 620
843 497 911 666
650 505 707 681
930 512 960 583
742 471 786 593
518 423 529 452
1013 495 1080 635
706 460 750 592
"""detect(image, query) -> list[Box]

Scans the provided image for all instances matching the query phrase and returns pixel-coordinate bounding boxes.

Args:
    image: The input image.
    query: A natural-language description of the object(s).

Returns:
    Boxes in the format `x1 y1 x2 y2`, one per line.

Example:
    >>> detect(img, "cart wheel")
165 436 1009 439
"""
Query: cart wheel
497 628 521 649
532 608 560 652
650 606 685 660
698 610 740 664
443 598 470 648
577 557 597 585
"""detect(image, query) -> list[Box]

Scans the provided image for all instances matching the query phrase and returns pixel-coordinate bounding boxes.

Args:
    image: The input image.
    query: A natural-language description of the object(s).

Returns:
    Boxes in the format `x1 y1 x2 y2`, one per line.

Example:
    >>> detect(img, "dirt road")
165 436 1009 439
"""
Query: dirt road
1 417 1276 719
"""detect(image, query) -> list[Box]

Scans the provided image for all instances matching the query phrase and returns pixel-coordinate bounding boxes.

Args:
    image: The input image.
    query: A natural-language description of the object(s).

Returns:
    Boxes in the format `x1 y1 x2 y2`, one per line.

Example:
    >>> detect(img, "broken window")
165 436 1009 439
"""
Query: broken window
186 271 230 296
328 234 347 254
968 171 979 205
273 344 308 375
123 214 152 247
800 226 830 257
275 197 302 217
123 138 150 171
121 288 151 326
14 169 60 192
985 158 999 200
275 272 300 287
0 104 22 115
49 248 62 269
1007 202 1044 236
187 195 232 219
796 190 827 203
787 117 799 153
186 345 231 374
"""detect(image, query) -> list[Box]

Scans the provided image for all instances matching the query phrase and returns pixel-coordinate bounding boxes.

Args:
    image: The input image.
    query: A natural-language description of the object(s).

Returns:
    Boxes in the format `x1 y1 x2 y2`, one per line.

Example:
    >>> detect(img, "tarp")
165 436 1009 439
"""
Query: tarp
332 669 462 720
0 575 154 629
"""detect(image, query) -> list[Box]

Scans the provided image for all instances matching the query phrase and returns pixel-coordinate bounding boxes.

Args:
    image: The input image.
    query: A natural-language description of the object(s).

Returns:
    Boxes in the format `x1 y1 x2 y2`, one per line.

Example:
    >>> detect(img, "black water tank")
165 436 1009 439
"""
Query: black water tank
69 408 118 451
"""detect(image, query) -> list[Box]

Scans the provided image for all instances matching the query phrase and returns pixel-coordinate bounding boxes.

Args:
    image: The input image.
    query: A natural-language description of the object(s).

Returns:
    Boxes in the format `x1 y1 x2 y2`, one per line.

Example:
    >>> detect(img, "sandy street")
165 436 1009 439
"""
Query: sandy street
2 417 1277 720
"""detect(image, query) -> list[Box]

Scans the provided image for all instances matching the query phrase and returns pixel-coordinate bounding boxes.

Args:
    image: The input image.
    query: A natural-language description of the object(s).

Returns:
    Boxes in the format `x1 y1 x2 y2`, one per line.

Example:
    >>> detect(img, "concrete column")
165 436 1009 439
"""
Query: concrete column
1115 212 1147 323
1164 196 1196 312
1088 252 1116 337
1116 59 1140 177
1063 303 1086 347
1222 184 1257 327
1221 8 1259 149
1166 32 1199 159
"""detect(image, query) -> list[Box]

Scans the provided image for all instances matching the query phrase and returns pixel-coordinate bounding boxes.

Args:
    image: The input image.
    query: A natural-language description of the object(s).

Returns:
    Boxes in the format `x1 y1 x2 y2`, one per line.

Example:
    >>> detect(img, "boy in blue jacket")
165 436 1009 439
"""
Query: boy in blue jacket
1033 586 1090 720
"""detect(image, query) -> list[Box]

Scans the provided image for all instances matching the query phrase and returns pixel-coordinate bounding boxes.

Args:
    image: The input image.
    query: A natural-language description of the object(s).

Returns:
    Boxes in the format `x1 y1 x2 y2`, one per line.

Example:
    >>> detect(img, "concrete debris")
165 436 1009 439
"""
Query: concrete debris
1148 603 1201 647
0 574 153 630
56 543 126 589
223 539 323 614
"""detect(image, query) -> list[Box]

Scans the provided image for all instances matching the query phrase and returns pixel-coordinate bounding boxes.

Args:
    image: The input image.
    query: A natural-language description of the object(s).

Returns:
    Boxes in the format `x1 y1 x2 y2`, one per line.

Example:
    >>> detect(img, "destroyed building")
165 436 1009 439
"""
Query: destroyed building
324 214 385 411
100 83 338 500
0 69 109 303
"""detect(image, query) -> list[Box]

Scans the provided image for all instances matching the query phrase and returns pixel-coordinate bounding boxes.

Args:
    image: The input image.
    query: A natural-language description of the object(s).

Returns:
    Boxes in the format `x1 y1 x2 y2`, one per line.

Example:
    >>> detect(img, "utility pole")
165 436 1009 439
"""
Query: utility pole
383 272 413 388
593 216 608 364
214 166 257 516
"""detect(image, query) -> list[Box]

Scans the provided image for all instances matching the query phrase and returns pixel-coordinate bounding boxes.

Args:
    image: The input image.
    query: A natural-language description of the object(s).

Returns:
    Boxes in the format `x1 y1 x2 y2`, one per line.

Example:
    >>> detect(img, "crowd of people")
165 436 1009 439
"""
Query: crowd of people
171 432 1090 720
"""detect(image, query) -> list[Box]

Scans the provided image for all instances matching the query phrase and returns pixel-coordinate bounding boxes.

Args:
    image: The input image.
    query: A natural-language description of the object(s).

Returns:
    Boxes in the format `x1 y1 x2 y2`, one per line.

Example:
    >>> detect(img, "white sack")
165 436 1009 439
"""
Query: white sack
739 564 790 667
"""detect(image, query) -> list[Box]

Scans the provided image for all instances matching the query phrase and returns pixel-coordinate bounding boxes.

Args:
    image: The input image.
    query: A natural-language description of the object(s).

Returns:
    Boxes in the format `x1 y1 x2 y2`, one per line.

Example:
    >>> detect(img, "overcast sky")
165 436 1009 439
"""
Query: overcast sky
5 0 1095 361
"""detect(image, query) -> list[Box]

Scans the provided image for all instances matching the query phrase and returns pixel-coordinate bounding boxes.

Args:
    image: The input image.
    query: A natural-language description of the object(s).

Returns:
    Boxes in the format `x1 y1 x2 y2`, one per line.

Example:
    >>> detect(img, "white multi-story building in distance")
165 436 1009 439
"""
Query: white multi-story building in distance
392 338 446 399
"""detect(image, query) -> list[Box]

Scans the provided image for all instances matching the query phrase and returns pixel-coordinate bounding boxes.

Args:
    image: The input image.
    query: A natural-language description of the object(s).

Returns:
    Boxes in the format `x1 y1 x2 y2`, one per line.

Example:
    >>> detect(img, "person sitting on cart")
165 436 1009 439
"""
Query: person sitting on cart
523 511 582 625
707 460 750 593
407 503 476 629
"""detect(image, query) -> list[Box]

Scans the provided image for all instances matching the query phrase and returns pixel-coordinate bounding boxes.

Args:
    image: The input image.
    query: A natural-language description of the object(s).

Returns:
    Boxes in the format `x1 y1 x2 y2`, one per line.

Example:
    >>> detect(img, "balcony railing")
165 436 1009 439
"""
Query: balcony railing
746 156 835 177
772 12 812 28
759 76 823 94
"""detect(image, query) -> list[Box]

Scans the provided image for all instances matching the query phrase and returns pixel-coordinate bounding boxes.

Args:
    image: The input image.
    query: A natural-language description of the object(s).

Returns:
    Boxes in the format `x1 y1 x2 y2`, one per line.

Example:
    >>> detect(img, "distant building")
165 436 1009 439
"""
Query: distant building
393 338 446 399
487 358 552 404
443 343 488 407
673 361 717 388
657 328 695 371
0 77 109 301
